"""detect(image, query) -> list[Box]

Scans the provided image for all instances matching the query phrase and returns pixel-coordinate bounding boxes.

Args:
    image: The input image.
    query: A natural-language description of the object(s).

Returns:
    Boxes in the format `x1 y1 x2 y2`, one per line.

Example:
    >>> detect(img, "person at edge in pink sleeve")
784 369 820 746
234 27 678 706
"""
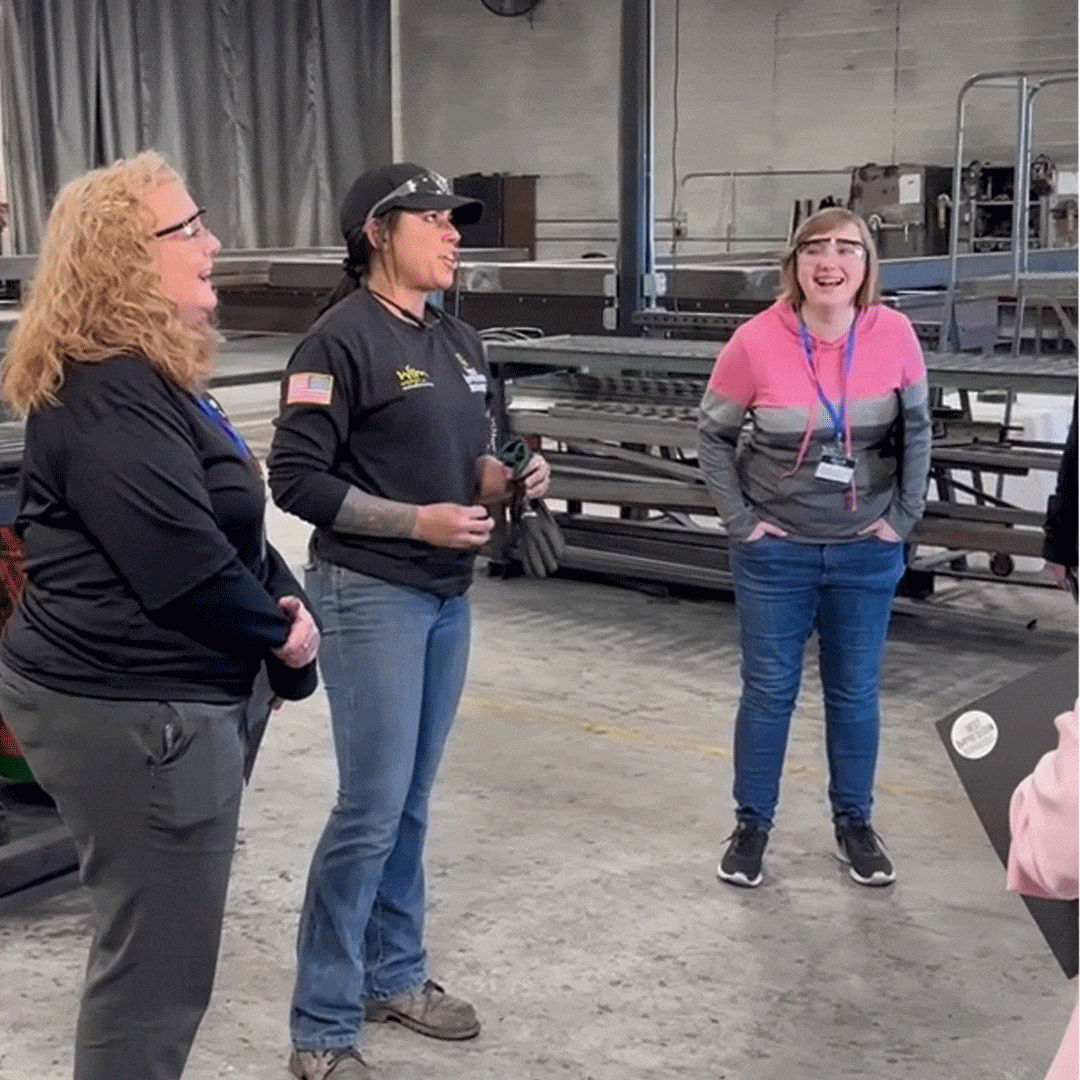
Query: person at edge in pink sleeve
698 207 932 889
1007 702 1079 1080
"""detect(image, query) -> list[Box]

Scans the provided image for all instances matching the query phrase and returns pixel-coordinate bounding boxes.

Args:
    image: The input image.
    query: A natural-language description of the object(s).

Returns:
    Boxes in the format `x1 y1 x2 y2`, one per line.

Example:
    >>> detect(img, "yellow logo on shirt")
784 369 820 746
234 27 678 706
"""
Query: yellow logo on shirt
396 365 434 391
454 353 487 394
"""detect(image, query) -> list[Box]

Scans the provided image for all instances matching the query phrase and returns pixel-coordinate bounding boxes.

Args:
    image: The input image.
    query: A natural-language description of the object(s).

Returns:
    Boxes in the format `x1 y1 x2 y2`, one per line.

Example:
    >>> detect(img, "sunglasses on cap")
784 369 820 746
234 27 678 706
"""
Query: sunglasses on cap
364 171 454 226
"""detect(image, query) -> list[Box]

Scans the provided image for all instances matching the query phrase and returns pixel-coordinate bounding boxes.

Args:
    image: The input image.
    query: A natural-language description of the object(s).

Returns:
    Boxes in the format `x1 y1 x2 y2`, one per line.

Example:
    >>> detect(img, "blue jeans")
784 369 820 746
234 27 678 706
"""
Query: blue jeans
727 536 905 828
290 561 471 1051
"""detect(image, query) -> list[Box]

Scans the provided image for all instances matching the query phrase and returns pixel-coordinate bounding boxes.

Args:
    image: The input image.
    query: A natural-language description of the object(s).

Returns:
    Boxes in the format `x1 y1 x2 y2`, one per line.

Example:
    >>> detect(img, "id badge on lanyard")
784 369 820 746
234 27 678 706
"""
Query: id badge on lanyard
815 444 856 484
799 321 858 485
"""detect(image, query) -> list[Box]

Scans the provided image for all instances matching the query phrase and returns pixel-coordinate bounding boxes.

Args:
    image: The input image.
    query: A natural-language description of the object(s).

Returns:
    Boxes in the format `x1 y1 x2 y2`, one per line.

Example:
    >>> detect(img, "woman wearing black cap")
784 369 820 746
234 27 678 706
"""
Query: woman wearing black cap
268 163 549 1080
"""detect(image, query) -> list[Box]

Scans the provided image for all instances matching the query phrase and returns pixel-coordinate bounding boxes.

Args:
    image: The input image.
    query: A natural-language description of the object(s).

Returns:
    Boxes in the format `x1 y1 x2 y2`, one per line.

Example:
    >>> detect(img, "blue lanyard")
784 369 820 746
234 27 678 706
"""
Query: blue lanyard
193 394 257 467
192 393 266 560
797 317 857 446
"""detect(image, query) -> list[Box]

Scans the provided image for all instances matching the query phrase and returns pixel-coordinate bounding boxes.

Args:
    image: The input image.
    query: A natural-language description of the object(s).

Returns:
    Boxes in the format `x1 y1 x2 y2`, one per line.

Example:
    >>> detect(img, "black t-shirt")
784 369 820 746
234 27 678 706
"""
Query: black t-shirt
267 289 493 597
1 355 295 702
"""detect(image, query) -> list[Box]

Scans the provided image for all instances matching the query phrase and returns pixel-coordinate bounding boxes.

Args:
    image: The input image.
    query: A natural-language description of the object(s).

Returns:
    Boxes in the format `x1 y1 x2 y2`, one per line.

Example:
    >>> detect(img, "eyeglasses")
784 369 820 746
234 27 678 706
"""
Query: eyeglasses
796 237 867 259
153 208 208 239
365 171 452 226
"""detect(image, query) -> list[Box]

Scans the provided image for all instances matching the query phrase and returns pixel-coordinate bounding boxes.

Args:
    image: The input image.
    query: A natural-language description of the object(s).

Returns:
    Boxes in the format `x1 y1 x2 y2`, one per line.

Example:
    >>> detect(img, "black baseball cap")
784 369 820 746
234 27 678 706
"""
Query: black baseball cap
339 162 484 243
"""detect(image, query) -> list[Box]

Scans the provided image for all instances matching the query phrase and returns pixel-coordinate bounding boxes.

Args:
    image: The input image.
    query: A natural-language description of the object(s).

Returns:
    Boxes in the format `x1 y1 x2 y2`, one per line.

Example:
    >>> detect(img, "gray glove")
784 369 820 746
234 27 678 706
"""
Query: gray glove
495 439 565 578
516 498 566 578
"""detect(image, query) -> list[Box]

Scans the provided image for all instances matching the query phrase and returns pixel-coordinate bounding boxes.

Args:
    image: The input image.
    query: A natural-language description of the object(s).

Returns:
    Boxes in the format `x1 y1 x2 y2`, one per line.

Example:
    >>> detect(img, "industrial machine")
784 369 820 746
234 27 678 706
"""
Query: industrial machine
848 163 953 259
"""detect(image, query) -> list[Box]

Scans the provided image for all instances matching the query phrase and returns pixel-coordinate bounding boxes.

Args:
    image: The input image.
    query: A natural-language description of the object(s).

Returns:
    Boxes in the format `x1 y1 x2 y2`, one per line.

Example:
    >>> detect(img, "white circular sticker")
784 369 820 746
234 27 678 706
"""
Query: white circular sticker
950 710 999 760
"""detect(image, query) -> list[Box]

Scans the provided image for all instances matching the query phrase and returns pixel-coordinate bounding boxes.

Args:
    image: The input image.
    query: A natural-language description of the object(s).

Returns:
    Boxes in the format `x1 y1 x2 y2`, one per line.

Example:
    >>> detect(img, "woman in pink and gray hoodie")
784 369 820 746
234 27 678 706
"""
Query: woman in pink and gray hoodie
698 208 931 889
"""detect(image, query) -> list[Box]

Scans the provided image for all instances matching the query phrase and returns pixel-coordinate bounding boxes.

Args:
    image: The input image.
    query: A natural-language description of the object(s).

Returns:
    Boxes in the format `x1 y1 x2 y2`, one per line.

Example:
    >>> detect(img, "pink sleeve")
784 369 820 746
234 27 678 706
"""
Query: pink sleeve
1006 704 1080 900
896 313 927 390
706 331 755 407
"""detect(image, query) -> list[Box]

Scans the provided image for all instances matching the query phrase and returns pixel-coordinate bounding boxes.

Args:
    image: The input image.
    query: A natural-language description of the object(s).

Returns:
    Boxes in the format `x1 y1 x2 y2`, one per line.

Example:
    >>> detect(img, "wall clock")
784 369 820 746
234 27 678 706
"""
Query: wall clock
481 0 541 16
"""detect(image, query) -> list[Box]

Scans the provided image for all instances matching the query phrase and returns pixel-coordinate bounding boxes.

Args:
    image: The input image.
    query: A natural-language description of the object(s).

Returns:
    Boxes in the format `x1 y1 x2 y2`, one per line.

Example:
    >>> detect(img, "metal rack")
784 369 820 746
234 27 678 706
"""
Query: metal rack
488 335 1074 599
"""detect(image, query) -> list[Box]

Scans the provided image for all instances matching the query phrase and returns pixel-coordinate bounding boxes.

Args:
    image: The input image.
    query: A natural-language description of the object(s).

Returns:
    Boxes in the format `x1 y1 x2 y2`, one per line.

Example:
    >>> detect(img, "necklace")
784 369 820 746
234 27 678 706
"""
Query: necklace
368 287 428 329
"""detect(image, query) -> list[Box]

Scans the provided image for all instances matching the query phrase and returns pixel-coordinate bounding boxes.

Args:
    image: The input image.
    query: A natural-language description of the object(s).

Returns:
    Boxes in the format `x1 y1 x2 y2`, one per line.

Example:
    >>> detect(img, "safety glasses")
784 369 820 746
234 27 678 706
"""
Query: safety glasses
796 237 867 259
153 208 208 240
364 171 453 225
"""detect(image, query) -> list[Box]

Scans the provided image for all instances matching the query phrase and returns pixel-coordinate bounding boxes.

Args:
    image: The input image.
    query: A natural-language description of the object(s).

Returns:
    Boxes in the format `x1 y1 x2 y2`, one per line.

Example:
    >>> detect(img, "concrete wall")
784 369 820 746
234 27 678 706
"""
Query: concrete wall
400 0 1078 257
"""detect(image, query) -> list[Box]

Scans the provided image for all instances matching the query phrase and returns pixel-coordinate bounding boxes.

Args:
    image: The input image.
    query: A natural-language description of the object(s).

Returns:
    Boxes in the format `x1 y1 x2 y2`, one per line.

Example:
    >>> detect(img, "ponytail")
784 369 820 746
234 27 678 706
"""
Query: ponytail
318 209 402 318
319 260 363 316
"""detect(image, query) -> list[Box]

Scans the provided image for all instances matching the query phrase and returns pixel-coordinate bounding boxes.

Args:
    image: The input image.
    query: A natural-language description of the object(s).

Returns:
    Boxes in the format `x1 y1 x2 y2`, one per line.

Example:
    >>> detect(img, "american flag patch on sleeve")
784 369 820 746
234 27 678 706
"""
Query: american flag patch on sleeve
286 372 334 406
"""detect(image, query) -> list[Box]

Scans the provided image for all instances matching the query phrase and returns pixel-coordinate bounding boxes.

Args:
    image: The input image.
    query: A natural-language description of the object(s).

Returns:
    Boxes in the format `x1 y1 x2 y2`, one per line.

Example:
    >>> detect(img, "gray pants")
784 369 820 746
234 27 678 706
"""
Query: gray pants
0 665 246 1080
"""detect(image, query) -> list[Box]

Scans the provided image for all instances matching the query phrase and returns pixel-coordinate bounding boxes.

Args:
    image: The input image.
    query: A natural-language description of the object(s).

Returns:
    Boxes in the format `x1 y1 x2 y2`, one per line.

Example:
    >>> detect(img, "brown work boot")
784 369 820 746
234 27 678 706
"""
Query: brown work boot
365 979 480 1040
288 1047 372 1080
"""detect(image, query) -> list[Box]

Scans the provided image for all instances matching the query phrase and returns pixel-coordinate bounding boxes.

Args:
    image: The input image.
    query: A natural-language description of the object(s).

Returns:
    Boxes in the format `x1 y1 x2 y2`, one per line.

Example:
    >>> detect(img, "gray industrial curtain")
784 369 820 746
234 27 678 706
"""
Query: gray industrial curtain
0 0 391 251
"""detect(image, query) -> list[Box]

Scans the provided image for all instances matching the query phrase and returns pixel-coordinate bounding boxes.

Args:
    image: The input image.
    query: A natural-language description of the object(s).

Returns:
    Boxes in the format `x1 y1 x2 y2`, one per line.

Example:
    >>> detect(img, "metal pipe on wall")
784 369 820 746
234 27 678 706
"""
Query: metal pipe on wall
616 0 655 334
390 0 403 161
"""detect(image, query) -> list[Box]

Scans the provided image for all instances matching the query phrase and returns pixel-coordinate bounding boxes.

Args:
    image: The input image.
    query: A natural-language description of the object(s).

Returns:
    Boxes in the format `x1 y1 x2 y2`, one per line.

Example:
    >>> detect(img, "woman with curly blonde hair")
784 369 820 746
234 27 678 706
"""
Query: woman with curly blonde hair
0 151 320 1080
2 153 217 412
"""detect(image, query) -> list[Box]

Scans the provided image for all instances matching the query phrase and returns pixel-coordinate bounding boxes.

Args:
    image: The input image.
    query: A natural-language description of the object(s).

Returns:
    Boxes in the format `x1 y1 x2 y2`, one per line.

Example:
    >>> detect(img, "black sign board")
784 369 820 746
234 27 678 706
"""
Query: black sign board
935 647 1078 979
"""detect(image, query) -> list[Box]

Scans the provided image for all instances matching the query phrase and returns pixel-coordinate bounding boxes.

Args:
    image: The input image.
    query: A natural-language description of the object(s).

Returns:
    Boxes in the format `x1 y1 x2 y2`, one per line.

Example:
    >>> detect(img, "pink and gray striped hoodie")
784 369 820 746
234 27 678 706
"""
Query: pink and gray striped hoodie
697 300 931 541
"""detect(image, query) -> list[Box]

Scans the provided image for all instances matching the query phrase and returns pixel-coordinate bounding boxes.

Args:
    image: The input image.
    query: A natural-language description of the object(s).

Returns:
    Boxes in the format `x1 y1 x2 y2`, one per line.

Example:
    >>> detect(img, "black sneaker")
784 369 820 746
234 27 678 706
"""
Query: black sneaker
834 819 895 886
717 821 768 887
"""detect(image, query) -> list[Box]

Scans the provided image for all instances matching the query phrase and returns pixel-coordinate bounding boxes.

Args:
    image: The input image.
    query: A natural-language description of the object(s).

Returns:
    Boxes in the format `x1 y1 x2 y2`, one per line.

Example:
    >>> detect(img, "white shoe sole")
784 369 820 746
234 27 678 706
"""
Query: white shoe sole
717 863 763 887
835 846 896 886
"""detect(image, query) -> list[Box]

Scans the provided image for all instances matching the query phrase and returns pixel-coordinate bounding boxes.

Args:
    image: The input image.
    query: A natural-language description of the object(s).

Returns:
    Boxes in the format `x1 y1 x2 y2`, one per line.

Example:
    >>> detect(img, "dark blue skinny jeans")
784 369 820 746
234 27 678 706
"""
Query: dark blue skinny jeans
727 535 905 829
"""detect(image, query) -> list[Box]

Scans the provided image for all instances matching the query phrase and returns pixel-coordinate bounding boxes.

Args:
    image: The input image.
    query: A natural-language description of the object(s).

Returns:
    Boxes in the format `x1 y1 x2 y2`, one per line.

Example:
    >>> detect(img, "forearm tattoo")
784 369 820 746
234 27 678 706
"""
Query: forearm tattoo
332 486 418 539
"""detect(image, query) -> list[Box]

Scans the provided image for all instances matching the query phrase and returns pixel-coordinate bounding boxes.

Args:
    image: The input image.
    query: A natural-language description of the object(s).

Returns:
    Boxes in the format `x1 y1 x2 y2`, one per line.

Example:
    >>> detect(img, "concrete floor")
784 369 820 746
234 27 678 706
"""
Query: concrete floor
0 370 1076 1080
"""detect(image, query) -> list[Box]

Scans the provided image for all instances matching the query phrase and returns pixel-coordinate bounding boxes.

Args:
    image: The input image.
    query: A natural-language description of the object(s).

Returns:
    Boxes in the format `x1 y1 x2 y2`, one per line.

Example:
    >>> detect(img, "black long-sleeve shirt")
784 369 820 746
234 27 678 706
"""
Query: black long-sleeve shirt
2 355 297 702
268 289 492 598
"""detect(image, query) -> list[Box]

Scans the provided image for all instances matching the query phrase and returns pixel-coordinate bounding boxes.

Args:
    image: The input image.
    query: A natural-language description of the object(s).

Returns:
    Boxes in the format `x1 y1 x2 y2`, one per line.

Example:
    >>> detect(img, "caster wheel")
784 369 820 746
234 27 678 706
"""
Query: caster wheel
989 552 1014 578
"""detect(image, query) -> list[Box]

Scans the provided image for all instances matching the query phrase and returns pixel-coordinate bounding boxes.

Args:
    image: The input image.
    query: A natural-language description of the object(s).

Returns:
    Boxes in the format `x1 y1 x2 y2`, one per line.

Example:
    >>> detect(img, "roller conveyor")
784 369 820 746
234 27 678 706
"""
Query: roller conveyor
487 333 1079 395
497 340 1074 592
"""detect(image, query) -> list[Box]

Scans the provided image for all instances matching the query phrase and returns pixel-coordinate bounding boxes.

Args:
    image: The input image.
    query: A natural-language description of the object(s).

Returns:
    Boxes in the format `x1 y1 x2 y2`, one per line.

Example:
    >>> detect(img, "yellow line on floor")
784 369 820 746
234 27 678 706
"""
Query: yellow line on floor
460 693 966 807
463 692 729 758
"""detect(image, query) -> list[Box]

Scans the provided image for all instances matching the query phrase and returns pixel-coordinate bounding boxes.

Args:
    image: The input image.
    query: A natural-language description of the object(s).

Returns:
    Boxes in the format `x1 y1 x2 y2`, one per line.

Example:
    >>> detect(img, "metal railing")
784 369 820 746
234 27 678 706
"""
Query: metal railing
939 67 1078 353
676 168 852 250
